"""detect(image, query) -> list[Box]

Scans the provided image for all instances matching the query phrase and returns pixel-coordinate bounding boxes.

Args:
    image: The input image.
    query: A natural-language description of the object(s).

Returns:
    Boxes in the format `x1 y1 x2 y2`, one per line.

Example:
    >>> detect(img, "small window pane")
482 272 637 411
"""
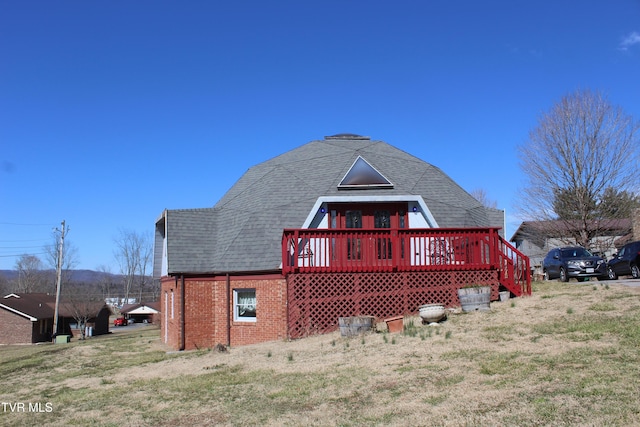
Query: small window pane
235 289 256 321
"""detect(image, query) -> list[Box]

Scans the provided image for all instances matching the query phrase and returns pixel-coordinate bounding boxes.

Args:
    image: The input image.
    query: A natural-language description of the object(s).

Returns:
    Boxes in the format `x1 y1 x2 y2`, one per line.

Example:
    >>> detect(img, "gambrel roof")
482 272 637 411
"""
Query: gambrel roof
156 134 503 275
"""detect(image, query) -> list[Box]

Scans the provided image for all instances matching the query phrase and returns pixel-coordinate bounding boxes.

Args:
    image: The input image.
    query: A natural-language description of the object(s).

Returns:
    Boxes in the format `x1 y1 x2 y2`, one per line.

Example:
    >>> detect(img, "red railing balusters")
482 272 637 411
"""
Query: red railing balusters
282 227 531 296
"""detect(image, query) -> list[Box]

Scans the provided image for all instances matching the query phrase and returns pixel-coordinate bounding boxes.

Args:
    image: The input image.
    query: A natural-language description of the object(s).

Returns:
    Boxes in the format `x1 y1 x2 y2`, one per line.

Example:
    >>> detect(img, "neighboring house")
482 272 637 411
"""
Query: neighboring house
155 134 530 351
510 218 633 277
120 302 160 324
0 293 111 345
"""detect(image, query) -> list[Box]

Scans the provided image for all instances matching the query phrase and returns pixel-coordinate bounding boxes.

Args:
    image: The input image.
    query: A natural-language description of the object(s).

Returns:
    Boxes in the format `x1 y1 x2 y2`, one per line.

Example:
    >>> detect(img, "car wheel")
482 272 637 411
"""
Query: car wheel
631 264 640 279
559 267 568 282
607 266 618 280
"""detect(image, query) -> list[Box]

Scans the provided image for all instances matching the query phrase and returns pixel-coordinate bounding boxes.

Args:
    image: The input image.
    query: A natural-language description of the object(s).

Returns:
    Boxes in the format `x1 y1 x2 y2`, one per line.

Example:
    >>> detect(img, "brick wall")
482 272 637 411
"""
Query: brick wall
227 276 288 347
633 208 640 241
183 278 217 350
0 308 36 344
161 274 287 351
160 276 181 350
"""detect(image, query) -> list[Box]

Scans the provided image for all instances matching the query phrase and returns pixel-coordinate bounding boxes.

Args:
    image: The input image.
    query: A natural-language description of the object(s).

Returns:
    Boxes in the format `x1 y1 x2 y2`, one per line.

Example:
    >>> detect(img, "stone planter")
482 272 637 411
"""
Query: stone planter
384 316 404 333
418 304 446 323
499 291 511 302
458 286 491 312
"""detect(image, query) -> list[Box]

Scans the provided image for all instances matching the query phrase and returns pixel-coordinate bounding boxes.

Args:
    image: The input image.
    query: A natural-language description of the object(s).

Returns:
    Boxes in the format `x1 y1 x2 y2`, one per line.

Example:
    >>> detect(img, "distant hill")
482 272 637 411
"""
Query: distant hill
0 269 157 303
0 269 125 284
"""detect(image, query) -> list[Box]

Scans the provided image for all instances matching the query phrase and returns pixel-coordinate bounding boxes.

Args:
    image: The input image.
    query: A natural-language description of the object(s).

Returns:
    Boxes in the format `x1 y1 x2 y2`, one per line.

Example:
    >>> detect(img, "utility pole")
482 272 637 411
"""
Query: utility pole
52 220 67 340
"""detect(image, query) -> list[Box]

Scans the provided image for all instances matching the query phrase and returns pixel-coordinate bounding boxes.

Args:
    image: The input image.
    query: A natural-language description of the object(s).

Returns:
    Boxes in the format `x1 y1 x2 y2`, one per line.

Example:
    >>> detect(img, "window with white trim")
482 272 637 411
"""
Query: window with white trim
234 289 256 322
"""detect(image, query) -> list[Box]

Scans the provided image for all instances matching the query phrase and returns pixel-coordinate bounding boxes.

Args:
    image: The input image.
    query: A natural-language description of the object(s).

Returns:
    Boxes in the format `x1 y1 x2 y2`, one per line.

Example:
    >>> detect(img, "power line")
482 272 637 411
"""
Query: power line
0 222 56 226
0 252 48 258
0 239 49 242
0 246 48 251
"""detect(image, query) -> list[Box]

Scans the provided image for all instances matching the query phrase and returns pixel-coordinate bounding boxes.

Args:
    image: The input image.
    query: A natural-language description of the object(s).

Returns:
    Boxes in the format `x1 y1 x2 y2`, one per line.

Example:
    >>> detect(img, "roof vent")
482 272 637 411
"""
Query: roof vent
325 133 370 140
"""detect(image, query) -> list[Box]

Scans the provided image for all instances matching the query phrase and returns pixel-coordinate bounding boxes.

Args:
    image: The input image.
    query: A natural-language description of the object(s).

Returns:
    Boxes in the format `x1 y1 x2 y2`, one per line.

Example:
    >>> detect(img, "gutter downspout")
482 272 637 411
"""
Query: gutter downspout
226 273 231 347
180 274 185 351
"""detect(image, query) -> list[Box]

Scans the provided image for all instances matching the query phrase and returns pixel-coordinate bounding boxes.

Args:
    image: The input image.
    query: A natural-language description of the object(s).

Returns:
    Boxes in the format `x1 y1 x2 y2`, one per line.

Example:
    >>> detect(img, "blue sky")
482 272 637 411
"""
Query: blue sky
1 1 639 272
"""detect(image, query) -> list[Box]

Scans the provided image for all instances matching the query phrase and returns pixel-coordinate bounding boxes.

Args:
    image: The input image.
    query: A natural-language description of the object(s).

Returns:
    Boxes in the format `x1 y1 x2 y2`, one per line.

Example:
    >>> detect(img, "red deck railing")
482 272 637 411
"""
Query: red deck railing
282 227 531 296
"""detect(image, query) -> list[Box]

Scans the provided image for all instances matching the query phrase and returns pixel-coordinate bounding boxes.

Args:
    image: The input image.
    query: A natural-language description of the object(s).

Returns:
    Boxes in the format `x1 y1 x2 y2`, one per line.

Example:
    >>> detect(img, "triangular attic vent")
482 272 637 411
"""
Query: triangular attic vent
338 156 393 189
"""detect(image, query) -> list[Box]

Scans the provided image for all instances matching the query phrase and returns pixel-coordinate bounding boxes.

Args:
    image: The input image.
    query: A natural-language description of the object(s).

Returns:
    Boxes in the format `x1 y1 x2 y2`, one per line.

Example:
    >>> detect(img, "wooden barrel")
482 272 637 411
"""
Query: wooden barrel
458 286 491 312
338 316 374 336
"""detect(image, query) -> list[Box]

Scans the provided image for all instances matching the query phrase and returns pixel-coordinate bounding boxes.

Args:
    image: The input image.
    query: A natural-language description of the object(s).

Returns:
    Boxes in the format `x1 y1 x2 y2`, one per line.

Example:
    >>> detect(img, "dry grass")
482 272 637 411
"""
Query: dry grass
1 280 640 426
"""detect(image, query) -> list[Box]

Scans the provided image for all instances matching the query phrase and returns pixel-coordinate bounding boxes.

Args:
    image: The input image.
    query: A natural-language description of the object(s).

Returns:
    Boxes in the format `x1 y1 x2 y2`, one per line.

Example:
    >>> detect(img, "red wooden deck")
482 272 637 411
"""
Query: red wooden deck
281 227 530 338
283 227 530 297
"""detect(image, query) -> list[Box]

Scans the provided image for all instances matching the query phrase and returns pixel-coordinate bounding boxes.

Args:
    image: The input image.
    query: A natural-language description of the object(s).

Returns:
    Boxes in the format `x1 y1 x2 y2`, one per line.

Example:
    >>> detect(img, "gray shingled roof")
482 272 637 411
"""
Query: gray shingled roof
159 135 502 274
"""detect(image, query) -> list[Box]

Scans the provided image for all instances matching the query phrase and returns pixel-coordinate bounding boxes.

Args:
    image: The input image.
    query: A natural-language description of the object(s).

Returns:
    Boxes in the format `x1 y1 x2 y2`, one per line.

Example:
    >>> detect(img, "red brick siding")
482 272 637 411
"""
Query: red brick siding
160 276 182 350
228 277 288 347
161 275 287 351
183 278 216 350
0 308 38 344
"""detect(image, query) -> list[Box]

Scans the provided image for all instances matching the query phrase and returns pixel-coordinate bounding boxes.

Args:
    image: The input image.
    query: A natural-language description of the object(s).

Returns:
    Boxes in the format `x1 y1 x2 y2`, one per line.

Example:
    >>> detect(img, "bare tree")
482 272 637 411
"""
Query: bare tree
13 254 47 293
470 188 498 209
44 234 78 289
0 272 11 296
96 264 116 300
113 229 153 304
517 89 640 249
61 283 105 340
137 241 153 302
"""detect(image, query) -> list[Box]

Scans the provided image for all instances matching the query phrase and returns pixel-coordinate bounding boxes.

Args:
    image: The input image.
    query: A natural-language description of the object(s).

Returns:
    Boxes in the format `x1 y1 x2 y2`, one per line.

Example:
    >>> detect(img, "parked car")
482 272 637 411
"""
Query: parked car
607 240 640 280
113 317 128 327
542 247 607 282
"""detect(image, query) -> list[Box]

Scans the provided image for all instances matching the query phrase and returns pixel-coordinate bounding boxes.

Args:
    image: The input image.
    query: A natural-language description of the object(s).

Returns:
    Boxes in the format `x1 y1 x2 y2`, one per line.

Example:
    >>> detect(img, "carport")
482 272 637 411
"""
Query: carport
120 302 160 324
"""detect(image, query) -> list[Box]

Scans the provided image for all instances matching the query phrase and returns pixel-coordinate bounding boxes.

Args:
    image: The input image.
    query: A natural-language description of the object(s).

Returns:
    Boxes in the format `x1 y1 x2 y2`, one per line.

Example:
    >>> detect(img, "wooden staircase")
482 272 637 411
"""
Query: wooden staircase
496 235 531 296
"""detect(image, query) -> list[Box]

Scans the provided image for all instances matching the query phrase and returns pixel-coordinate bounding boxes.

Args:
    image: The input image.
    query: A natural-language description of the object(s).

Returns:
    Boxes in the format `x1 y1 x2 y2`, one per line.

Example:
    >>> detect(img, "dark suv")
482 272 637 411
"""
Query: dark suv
607 240 640 279
542 247 607 282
